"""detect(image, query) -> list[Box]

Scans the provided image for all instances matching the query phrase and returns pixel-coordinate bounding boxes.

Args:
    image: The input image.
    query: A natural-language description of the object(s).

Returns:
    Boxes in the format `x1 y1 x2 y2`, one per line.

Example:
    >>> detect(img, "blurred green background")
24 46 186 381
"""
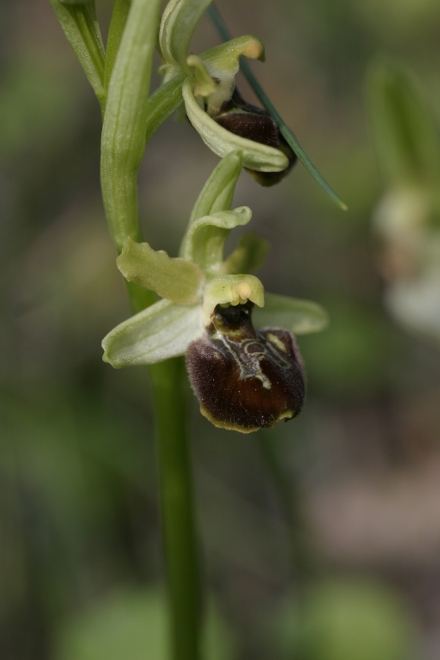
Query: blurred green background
2 0 440 658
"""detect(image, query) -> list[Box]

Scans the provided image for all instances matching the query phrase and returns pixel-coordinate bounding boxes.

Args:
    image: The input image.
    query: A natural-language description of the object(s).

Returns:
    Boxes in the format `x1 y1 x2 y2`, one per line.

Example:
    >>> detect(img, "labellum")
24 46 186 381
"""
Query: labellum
214 89 297 186
186 300 305 433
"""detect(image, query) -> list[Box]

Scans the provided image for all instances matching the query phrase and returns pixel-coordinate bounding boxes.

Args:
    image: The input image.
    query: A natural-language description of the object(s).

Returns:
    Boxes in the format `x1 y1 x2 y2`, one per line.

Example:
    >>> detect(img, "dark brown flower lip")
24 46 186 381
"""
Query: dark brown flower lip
186 301 305 433
213 88 297 187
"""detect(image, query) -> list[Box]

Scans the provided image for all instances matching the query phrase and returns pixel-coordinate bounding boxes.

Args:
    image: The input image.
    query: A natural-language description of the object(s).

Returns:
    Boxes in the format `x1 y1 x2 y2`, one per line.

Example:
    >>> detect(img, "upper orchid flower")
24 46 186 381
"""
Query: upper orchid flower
102 152 328 433
154 0 296 185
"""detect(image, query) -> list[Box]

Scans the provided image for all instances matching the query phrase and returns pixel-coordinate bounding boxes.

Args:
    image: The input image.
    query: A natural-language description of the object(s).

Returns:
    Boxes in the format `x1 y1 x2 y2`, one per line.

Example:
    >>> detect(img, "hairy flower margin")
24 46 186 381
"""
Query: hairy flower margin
102 152 328 433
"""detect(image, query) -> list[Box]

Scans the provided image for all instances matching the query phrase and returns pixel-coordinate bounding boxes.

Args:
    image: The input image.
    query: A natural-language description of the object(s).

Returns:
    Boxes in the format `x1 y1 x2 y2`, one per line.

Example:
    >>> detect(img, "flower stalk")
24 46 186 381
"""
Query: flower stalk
149 358 201 660
99 1 201 658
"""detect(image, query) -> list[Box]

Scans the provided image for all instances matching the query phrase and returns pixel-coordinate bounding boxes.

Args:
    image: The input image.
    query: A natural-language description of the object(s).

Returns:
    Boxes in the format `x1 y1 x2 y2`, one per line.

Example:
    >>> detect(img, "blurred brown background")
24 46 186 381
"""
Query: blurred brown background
1 0 440 658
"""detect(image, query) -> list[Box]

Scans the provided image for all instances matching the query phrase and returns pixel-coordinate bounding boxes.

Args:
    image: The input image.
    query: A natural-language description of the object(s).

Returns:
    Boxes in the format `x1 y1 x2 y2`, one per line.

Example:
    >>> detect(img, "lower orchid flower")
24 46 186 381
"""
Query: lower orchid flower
102 152 328 432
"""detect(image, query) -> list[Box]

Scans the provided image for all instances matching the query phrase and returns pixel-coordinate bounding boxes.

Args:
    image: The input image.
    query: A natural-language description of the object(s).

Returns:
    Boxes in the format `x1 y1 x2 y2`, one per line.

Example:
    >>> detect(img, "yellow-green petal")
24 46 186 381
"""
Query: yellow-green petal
117 237 205 304
181 207 252 275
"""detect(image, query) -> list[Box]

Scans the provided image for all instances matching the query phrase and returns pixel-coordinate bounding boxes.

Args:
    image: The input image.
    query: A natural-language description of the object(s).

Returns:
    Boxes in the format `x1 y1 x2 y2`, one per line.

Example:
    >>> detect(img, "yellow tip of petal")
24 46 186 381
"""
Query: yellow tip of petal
236 282 251 300
243 42 265 62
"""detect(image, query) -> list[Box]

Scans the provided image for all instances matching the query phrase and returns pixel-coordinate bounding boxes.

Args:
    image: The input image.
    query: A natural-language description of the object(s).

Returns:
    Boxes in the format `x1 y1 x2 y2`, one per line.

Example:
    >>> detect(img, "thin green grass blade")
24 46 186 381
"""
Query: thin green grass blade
207 4 347 211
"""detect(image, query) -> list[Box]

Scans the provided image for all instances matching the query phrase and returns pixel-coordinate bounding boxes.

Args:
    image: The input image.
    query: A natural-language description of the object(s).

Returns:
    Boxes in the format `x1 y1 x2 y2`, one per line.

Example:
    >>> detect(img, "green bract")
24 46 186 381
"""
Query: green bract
102 152 328 369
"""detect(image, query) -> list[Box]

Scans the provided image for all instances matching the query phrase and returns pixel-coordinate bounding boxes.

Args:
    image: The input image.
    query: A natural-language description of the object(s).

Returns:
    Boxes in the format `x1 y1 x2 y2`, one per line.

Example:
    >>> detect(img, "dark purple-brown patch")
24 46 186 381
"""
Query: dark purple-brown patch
213 88 297 187
186 302 305 433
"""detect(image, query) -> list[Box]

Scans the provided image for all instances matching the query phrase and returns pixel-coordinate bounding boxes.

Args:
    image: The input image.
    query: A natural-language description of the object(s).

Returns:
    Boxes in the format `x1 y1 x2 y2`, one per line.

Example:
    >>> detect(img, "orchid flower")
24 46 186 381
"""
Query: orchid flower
150 0 295 185
369 62 440 342
102 152 328 432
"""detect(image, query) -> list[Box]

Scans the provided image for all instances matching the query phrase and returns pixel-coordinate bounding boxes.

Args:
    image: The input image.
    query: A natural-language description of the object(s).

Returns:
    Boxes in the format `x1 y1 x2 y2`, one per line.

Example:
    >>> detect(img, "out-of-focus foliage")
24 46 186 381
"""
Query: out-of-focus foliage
369 62 440 343
2 0 440 658
54 588 236 660
272 577 415 660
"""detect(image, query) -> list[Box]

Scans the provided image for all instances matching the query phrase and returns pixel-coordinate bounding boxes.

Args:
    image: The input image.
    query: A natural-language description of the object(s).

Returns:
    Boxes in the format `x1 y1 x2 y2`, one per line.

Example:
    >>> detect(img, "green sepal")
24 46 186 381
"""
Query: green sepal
49 0 105 105
145 73 185 143
159 0 213 69
253 293 329 334
201 35 265 70
188 151 243 223
117 237 205 304
369 61 440 188
223 232 269 274
202 274 264 325
181 207 252 275
102 299 202 367
182 78 289 172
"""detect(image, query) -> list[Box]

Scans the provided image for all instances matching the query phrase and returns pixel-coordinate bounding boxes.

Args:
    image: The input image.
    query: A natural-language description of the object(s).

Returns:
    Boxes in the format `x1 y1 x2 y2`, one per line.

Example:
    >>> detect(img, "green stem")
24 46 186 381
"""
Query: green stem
125 275 200 660
207 4 347 211
122 290 200 660
149 358 201 660
125 279 200 660
124 281 200 660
